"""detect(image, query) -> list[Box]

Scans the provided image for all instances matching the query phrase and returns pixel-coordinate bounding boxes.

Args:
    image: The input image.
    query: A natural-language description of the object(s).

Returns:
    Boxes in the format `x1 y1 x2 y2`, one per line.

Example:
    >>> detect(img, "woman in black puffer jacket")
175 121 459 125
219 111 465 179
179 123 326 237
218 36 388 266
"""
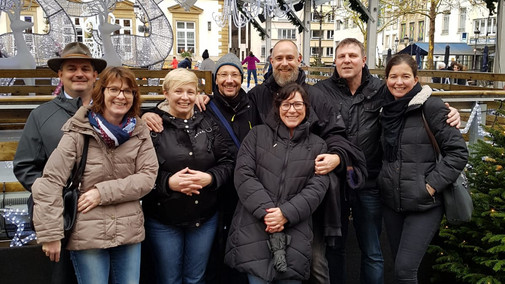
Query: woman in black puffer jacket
225 83 330 283
378 54 468 283
142 69 234 284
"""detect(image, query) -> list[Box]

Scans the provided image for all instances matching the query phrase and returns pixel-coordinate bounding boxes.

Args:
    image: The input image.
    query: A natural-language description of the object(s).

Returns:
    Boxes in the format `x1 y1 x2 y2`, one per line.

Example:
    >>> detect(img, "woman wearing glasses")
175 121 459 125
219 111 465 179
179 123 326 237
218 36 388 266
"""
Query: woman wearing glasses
225 82 330 284
32 66 159 283
142 68 234 283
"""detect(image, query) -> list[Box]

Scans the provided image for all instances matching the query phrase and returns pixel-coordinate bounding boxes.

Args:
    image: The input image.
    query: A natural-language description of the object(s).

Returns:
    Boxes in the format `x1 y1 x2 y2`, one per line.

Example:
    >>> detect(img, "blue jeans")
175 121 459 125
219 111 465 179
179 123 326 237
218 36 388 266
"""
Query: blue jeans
145 213 218 284
248 274 301 284
70 243 141 284
247 69 258 87
351 186 384 284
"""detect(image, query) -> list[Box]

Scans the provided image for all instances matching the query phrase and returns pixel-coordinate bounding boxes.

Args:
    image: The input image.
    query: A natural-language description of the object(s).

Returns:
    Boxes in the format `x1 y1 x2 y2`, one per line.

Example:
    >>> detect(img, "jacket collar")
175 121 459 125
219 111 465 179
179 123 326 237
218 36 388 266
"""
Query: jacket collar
212 86 249 114
331 64 372 92
407 85 432 109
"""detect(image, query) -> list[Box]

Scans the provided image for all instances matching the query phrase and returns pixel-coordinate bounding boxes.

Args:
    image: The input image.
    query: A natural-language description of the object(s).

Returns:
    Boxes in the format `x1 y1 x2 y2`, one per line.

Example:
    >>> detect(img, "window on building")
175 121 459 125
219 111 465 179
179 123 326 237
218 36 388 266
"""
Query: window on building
114 19 132 35
278 29 296 39
459 8 466 33
326 47 333 57
336 20 341 30
327 30 334 39
311 47 320 56
400 23 406 39
327 13 335 22
385 35 390 48
261 46 266 58
409 22 415 40
487 17 497 35
176 21 195 54
418 21 424 41
311 30 323 39
442 14 449 34
344 18 349 29
21 16 33 33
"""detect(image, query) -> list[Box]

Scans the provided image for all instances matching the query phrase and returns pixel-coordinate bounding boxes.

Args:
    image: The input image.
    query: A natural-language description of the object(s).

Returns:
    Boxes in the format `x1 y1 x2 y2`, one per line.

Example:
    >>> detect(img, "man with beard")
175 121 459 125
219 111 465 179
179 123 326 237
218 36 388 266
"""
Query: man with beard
247 39 367 284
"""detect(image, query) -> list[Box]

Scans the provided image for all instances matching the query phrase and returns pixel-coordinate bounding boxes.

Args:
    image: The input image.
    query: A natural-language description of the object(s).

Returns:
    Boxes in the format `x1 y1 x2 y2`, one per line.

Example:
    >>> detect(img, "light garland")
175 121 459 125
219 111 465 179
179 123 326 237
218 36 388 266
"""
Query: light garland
211 0 295 28
0 208 37 247
460 102 489 137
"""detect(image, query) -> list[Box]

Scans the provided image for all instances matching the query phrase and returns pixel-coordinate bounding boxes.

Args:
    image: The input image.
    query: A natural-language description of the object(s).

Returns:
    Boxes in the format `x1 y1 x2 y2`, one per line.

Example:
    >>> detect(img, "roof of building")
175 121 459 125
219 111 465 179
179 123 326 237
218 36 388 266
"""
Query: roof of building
398 42 482 56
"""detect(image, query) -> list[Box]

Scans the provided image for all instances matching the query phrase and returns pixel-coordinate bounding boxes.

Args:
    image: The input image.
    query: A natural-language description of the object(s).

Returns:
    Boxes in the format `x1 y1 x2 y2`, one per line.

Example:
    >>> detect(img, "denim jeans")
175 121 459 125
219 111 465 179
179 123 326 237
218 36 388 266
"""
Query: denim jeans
351 186 384 284
248 274 302 284
247 69 258 87
383 205 443 284
70 243 141 284
145 213 218 284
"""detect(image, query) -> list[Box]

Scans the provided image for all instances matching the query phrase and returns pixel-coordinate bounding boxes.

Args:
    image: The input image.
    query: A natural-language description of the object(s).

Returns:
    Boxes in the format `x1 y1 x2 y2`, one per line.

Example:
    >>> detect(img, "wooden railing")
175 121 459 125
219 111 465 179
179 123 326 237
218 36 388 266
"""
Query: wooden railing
0 68 213 96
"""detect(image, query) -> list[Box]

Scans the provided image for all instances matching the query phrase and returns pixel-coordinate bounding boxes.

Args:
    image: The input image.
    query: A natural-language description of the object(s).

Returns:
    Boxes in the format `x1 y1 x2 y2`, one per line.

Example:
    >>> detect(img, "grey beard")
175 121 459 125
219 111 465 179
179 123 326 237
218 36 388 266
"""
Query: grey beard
273 68 299 87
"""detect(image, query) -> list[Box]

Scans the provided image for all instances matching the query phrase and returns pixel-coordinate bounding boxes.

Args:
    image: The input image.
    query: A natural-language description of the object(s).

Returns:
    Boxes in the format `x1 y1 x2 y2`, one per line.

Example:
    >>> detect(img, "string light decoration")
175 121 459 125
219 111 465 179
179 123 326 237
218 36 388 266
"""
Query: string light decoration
0 208 37 247
210 0 297 28
459 102 489 137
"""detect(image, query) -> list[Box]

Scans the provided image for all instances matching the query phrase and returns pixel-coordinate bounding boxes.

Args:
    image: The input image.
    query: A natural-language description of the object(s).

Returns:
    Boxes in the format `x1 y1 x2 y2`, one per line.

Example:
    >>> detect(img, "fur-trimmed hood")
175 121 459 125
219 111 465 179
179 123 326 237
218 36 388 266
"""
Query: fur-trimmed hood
408 85 433 107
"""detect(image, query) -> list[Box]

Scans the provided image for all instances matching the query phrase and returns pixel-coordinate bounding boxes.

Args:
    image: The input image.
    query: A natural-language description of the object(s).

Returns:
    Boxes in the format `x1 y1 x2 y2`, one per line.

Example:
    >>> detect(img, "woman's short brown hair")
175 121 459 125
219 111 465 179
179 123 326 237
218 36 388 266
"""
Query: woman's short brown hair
91 67 141 118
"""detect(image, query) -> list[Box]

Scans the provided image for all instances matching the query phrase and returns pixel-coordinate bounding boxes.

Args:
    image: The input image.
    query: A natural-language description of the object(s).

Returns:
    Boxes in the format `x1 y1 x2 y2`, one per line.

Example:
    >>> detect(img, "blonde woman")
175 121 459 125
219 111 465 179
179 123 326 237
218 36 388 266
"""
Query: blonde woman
142 68 234 283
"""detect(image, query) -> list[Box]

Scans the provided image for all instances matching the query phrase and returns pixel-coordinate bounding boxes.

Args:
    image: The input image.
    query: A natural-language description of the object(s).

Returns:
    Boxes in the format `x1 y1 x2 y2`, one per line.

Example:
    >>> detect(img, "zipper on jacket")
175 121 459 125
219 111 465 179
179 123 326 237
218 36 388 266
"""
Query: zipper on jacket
277 141 292 203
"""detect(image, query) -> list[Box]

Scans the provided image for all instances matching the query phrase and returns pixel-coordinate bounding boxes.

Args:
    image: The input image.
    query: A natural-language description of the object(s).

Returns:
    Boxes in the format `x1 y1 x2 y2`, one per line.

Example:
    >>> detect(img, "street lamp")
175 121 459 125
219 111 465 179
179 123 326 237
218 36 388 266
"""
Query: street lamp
403 36 413 55
473 28 480 71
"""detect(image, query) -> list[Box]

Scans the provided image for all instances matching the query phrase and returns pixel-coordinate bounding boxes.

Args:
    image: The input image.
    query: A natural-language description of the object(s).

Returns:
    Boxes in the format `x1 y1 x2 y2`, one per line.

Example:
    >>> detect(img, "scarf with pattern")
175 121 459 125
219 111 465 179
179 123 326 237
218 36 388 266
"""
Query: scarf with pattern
89 111 136 147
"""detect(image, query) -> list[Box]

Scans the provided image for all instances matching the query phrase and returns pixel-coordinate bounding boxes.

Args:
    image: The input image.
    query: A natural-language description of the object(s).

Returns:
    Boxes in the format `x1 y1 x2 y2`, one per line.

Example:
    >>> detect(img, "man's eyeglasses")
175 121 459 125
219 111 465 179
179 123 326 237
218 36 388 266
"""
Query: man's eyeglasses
216 73 241 79
280 101 305 111
105 87 135 97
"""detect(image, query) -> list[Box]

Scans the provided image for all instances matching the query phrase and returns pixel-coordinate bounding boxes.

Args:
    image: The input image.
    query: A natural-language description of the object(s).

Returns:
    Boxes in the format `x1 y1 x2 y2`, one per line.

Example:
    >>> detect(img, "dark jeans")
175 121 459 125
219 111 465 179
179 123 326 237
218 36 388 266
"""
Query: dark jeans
326 197 349 284
351 187 384 284
247 69 258 87
383 205 443 284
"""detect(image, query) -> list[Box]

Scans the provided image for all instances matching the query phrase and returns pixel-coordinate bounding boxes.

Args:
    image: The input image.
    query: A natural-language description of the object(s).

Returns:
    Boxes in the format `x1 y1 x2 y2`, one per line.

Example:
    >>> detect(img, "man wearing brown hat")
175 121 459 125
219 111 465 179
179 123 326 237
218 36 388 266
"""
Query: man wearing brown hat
14 42 106 284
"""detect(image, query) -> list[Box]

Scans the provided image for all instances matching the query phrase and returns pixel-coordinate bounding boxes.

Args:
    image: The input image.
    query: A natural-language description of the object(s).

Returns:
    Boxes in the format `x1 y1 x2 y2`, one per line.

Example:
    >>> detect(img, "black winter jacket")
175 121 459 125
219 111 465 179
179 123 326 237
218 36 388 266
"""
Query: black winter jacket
209 86 255 145
315 66 385 181
225 111 329 281
14 91 82 191
142 102 235 227
378 86 468 212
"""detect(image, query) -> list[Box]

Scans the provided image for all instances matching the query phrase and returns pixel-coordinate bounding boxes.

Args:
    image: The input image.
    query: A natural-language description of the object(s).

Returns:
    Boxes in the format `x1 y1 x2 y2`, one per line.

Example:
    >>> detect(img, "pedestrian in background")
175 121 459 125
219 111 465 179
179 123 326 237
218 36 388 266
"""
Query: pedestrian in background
171 56 179 69
242 51 260 89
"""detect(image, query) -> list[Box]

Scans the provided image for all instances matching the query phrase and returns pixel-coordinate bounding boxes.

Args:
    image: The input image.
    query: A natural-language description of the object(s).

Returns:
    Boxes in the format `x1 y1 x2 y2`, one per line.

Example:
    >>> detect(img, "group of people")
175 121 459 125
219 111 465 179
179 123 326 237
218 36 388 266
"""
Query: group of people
13 38 467 284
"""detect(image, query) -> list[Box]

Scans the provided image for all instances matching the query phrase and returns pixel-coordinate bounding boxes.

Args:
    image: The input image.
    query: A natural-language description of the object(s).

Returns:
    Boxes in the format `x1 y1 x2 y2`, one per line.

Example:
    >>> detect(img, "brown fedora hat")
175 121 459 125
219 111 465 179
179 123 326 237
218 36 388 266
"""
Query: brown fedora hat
47 42 107 73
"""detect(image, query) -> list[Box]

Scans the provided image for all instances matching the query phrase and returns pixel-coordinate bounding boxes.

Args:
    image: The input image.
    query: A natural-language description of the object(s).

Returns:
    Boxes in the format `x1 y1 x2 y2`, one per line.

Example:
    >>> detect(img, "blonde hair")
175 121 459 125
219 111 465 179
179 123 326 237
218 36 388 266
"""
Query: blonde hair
162 68 198 92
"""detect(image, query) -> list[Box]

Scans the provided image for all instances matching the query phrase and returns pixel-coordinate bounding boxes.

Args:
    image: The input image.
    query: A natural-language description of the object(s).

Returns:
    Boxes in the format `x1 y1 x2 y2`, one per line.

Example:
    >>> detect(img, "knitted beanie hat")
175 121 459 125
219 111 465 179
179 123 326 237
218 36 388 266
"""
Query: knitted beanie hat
202 49 209 59
214 53 243 81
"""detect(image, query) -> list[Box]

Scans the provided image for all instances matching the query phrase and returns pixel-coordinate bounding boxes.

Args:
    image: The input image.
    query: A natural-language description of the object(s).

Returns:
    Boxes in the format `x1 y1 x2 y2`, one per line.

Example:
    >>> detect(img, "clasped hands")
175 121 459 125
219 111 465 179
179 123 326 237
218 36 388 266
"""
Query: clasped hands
169 167 212 196
264 207 287 234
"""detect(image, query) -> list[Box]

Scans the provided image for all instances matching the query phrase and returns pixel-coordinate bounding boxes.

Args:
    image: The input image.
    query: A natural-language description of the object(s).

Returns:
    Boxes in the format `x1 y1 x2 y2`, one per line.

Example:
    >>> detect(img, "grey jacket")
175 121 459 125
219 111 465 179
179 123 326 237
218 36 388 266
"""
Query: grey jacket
225 111 329 281
14 91 81 191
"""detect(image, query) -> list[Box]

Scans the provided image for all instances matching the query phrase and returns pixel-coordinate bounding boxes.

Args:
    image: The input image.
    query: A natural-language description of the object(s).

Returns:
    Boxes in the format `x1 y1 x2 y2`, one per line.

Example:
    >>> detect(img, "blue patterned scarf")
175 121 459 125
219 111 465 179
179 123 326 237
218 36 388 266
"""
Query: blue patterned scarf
89 111 136 147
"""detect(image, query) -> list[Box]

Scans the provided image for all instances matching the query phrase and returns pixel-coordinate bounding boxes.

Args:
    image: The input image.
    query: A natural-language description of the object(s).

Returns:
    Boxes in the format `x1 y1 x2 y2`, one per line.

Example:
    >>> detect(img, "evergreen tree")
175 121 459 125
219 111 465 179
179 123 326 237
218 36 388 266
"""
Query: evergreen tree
430 109 505 283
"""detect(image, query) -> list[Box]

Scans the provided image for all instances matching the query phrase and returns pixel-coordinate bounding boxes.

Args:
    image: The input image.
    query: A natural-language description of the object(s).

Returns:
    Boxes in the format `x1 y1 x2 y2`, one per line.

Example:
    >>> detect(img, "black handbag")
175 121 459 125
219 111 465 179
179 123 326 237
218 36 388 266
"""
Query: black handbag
421 111 473 225
62 135 90 236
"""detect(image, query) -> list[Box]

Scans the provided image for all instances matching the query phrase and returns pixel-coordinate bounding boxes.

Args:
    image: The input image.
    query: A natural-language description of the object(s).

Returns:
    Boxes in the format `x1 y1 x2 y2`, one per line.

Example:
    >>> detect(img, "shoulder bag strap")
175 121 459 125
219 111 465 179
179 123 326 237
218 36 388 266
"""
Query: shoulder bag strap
421 110 441 162
208 100 241 148
70 135 90 185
